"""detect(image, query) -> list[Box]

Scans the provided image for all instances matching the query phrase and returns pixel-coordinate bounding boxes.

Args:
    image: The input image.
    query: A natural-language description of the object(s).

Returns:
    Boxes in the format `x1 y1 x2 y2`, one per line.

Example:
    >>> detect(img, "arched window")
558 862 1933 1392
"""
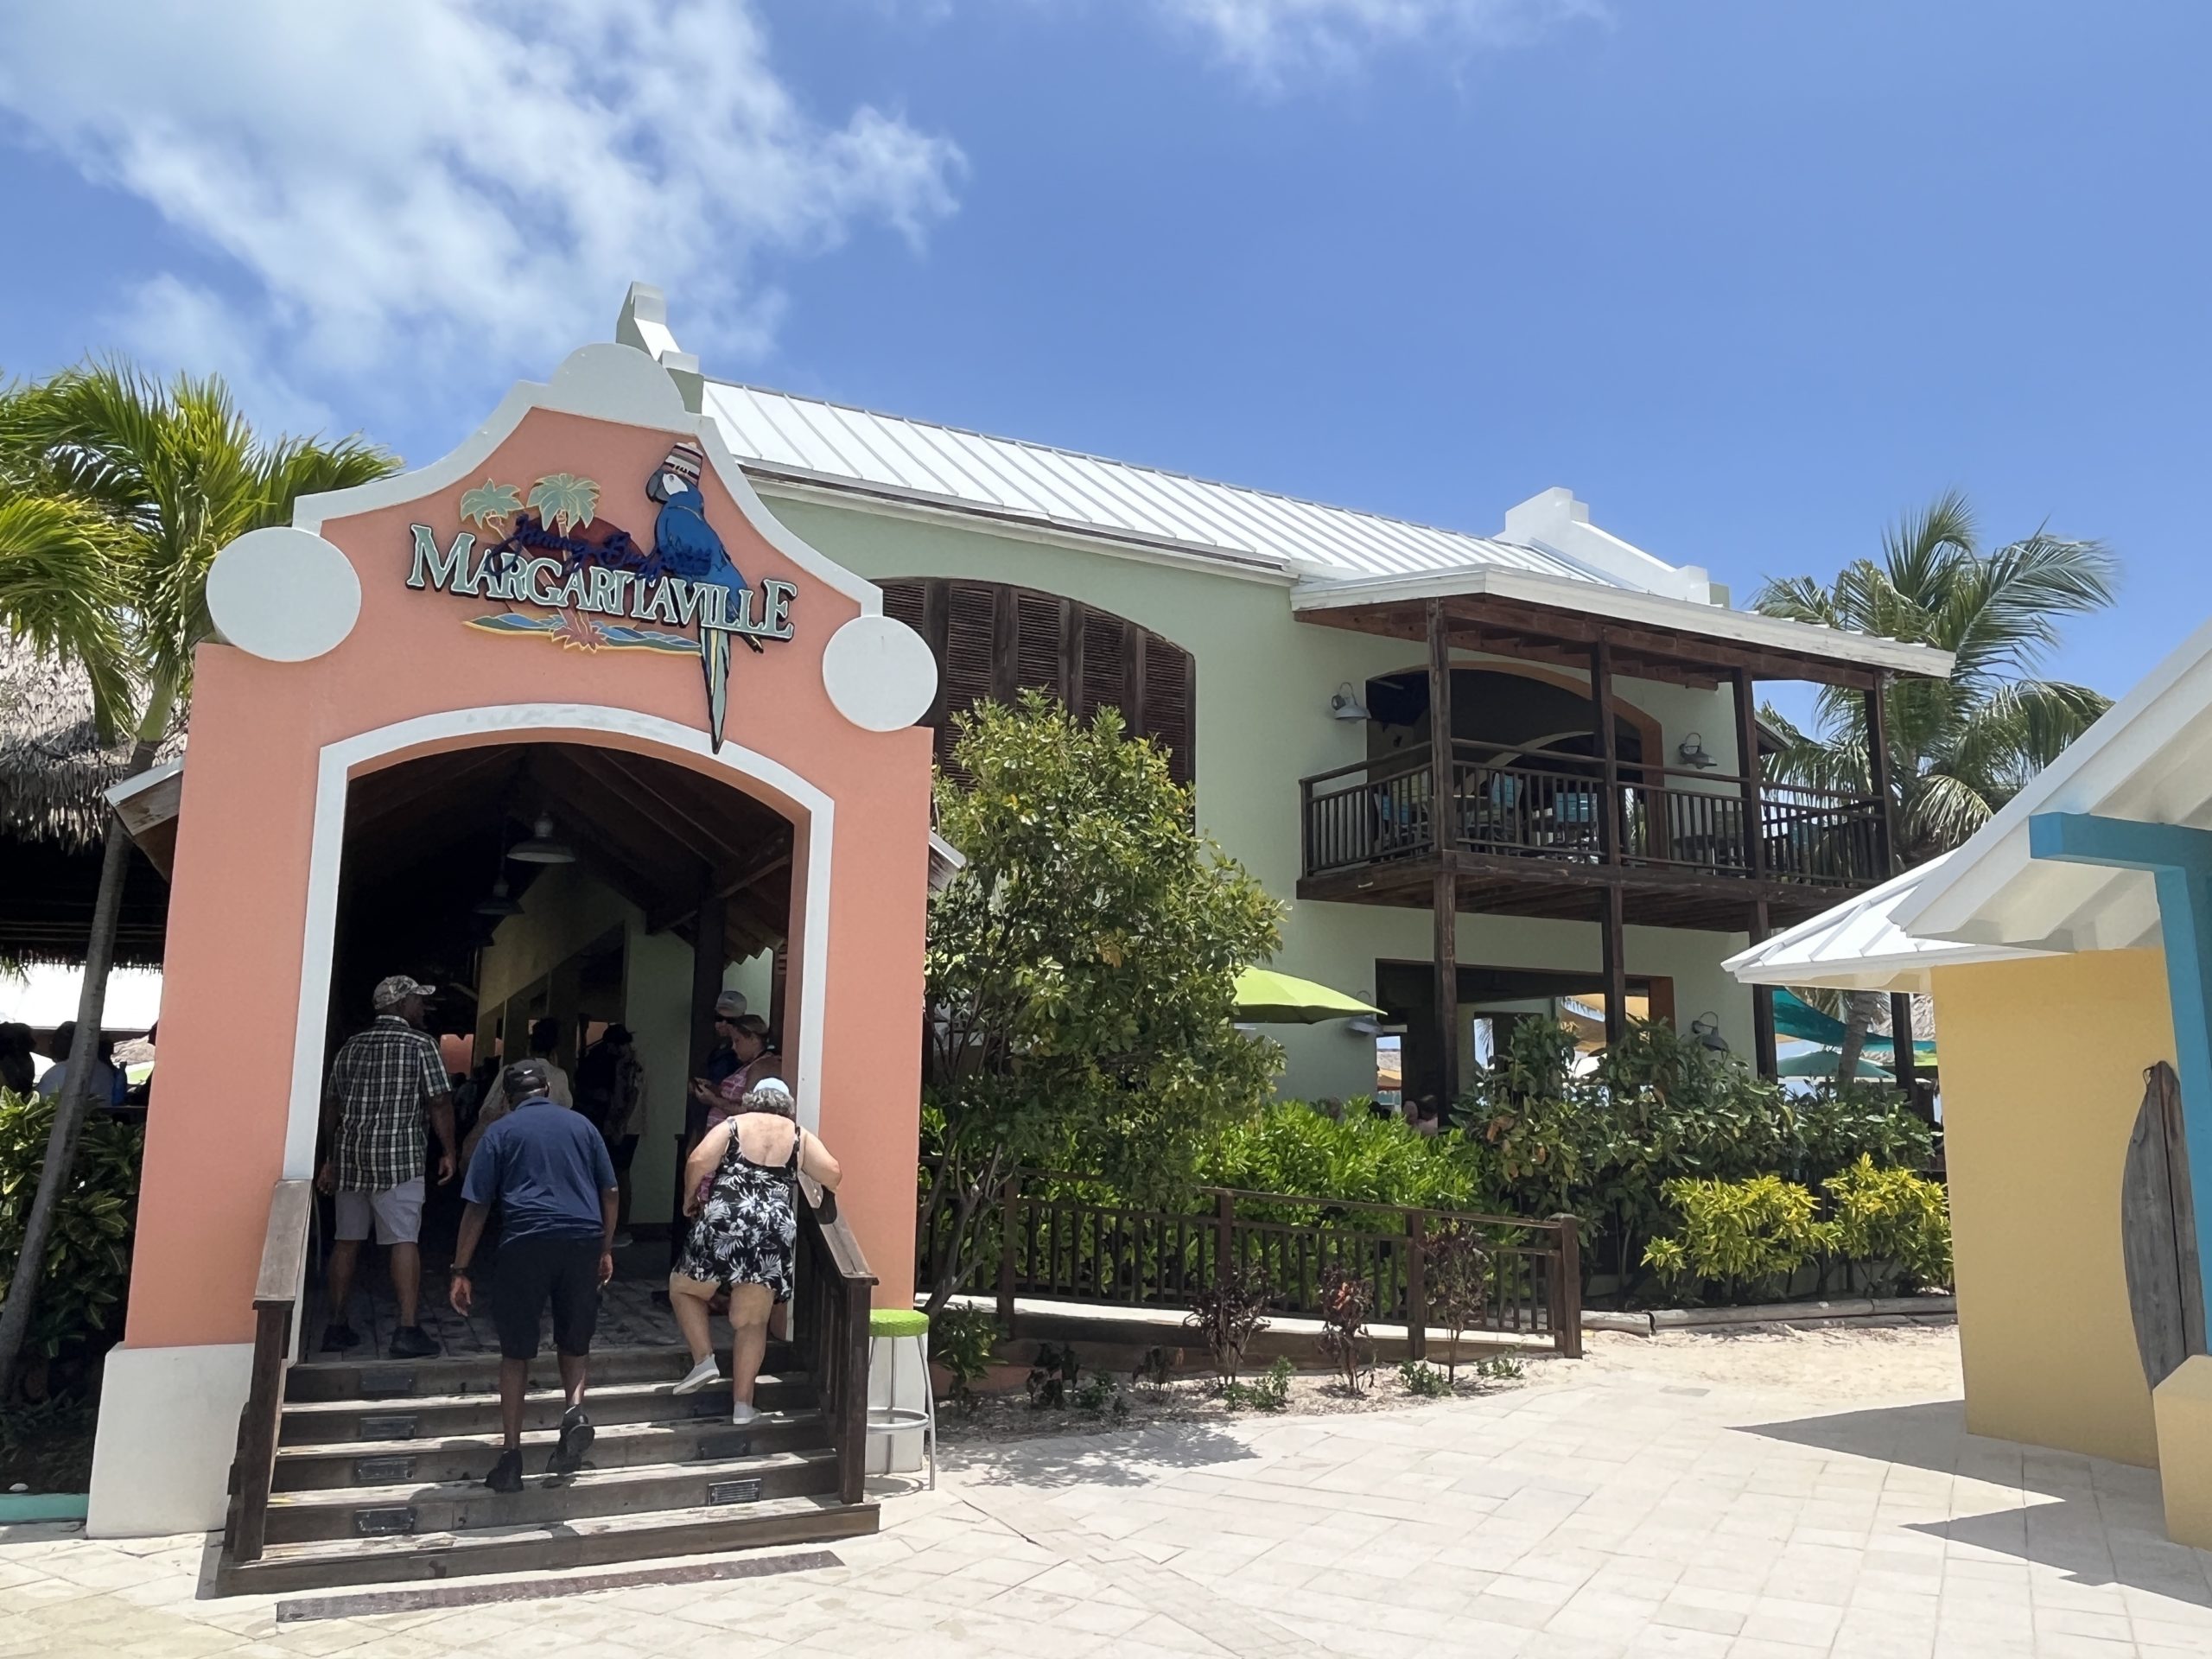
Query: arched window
878 578 1196 786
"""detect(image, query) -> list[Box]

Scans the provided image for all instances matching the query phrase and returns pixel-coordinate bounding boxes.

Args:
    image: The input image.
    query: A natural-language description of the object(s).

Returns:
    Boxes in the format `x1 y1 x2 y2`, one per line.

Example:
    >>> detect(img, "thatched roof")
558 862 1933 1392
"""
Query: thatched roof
0 632 187 852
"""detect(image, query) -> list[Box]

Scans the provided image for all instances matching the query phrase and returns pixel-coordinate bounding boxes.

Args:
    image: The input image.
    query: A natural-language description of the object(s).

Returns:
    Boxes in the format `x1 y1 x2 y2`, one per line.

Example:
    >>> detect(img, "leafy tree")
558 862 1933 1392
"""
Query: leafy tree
1755 493 2117 1072
919 693 1281 1315
0 364 394 1394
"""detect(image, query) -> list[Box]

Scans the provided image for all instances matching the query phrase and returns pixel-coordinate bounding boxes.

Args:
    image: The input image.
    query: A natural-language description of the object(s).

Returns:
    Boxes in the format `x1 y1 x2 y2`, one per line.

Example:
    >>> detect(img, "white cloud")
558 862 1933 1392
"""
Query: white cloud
1155 0 1601 80
0 1 963 423
109 276 338 440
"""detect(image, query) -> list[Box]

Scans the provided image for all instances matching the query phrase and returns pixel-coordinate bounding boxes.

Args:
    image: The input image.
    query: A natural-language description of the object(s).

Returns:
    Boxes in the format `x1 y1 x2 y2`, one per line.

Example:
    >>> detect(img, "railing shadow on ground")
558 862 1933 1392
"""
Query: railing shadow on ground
1743 1399 2212 1604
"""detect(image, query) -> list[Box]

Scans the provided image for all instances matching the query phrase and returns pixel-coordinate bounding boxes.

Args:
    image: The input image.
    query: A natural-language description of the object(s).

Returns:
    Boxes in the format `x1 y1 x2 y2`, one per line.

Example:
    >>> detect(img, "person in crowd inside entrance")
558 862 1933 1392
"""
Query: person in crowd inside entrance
0 1024 36 1096
317 976 459 1359
667 1077 840 1419
461 1017 573 1164
576 1024 645 1249
449 1058 619 1493
35 1021 128 1109
702 989 747 1092
687 1016 781 1209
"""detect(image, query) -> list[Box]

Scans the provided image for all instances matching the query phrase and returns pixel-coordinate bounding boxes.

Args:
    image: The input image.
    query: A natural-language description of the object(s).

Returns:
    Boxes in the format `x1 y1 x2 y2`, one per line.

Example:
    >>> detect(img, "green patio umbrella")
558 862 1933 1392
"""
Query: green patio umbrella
1233 967 1382 1025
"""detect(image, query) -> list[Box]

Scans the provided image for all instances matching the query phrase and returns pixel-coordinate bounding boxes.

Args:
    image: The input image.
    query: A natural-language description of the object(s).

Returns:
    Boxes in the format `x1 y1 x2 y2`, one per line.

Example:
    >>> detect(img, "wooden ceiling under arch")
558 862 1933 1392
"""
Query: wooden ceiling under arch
336 741 796 1019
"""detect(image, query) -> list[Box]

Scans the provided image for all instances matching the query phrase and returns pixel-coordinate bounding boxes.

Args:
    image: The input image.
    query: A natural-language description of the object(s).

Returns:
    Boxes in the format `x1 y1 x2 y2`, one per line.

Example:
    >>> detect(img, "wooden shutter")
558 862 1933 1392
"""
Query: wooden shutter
1141 633 1197 787
1077 608 1128 729
938 581 998 779
879 577 1197 790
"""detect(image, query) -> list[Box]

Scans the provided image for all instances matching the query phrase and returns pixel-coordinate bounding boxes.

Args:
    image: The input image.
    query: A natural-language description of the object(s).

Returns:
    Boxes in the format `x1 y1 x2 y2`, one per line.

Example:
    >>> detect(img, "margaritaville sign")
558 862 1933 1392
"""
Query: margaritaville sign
406 441 794 749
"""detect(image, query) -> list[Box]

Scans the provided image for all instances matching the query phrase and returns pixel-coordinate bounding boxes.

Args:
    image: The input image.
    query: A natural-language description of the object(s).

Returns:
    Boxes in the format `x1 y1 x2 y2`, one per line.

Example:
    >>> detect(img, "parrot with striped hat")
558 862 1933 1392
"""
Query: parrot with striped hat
646 441 760 751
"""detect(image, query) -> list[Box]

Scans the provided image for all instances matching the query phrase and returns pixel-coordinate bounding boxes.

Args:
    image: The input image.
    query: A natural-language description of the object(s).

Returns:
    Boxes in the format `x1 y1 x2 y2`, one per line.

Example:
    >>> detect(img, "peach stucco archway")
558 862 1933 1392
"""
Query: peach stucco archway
92 347 936 1536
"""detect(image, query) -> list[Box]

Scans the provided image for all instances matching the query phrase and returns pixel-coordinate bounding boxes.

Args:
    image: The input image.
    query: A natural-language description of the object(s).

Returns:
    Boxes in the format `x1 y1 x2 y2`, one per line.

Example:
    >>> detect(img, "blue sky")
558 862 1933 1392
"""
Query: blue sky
2 0 2206 702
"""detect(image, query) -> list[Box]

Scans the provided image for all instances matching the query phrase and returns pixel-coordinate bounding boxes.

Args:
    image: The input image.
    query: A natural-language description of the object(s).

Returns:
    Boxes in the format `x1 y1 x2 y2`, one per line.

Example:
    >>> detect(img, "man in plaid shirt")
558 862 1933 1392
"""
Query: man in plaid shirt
317 975 459 1357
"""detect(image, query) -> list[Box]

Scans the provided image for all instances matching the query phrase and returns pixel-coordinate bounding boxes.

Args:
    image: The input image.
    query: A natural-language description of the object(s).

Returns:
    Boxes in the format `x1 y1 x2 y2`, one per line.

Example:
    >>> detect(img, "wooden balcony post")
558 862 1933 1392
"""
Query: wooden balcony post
1599 886 1628 1049
1729 665 1766 881
1590 635 1622 864
1865 671 1898 874
1749 899 1779 1083
1891 989 1923 1109
1433 872 1461 1108
1425 598 1454 855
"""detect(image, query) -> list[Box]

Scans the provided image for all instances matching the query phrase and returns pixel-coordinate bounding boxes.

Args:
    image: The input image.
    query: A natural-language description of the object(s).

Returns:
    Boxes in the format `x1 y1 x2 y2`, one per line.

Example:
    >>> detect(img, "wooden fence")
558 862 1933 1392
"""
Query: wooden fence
918 1171 1581 1357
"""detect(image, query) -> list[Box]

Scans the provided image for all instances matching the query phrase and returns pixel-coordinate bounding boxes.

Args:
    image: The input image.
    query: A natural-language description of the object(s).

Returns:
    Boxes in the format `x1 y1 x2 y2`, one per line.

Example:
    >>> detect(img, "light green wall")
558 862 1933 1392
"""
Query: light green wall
760 491 1755 1100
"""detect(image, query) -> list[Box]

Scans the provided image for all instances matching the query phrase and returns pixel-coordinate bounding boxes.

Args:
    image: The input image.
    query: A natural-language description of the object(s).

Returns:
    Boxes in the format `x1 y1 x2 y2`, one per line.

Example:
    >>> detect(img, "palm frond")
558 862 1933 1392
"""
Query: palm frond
0 494 136 739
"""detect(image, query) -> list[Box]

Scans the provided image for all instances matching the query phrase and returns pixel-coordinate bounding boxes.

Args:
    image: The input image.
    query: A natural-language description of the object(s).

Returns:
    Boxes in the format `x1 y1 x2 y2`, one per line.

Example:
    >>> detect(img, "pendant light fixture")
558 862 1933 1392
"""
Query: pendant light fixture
474 874 524 918
508 812 575 865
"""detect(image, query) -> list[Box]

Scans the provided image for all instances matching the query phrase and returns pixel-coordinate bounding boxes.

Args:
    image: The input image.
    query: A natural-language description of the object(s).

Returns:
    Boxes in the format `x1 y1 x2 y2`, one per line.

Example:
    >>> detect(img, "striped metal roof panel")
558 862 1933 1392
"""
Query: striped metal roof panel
703 381 1624 587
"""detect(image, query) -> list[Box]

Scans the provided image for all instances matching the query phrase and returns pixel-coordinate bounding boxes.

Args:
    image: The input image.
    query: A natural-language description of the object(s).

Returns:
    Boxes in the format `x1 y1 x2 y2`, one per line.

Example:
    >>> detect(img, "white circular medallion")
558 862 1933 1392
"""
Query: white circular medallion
821 613 938 733
206 525 362 663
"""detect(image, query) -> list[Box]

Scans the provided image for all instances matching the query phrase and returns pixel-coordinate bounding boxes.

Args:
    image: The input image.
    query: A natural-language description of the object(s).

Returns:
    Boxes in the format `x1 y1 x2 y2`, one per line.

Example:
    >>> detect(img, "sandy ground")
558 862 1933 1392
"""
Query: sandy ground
1581 1319 1964 1402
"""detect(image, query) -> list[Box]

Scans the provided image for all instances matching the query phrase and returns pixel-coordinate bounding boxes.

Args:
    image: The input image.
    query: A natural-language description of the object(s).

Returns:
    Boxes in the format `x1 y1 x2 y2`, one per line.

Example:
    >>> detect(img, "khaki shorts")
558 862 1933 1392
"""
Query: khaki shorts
334 1178 425 1245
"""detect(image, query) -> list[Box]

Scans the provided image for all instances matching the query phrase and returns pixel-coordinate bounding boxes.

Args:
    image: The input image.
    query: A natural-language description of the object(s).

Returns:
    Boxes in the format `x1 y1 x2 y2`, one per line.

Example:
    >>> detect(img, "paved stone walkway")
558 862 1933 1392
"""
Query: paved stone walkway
5 1341 2210 1657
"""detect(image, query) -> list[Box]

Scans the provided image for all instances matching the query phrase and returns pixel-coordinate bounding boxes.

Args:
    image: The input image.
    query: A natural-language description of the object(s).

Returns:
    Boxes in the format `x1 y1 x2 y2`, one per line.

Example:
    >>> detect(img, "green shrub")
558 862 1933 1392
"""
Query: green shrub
1791 1087 1937 1183
1198 1099 1497 1216
1475 1353 1525 1383
1822 1156 1953 1291
0 1091 141 1364
930 1305 1001 1412
1221 1355 1293 1411
1395 1359 1451 1397
1642 1174 1831 1301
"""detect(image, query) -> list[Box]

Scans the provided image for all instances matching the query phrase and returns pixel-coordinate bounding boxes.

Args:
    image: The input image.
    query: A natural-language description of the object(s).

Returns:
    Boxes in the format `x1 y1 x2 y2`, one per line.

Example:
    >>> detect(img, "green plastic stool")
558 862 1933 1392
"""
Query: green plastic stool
867 1306 936 1489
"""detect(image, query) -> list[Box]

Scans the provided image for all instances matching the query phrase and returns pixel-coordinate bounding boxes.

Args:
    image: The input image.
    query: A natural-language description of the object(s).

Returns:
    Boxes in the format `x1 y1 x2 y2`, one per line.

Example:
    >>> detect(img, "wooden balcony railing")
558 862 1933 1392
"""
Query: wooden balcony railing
1300 741 1886 890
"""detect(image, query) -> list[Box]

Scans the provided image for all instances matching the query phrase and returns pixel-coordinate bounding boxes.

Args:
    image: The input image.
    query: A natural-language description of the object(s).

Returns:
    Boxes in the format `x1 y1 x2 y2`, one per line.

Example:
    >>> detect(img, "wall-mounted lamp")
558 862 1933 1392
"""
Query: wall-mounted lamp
1330 682 1372 721
1690 1011 1729 1052
1677 732 1718 770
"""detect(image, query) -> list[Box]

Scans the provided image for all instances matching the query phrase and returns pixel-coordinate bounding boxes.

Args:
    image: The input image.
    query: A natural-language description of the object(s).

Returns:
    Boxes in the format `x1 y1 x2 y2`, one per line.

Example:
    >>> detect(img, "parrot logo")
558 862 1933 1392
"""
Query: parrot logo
645 441 761 752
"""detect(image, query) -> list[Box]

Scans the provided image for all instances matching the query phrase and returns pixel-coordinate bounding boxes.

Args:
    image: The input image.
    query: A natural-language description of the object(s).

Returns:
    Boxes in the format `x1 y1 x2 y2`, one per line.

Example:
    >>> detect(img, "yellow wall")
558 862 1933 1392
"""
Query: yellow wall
1933 948 2174 1468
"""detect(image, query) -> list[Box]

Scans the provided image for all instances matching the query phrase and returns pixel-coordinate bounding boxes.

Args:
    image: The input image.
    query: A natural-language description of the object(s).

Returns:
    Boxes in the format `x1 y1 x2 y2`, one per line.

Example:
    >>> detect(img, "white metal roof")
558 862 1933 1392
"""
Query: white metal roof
1723 855 2047 994
703 380 1615 588
1890 611 2212 956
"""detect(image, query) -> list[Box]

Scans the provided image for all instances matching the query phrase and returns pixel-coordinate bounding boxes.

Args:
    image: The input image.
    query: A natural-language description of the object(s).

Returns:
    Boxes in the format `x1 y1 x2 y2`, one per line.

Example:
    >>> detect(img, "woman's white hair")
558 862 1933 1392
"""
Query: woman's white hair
742 1077 796 1119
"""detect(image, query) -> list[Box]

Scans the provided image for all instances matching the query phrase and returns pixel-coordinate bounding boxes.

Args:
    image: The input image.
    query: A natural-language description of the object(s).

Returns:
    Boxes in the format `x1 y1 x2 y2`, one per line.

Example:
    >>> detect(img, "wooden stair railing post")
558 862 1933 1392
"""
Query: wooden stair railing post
1405 1210 1427 1362
1551 1214 1583 1359
224 1179 312 1566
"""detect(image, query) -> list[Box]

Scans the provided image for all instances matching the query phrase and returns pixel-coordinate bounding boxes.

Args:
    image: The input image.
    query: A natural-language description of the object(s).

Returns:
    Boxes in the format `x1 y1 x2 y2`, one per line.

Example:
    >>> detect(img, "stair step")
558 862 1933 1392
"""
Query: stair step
285 1342 798 1403
262 1448 841 1544
278 1374 813 1445
219 1493 879 1595
271 1410 826 1491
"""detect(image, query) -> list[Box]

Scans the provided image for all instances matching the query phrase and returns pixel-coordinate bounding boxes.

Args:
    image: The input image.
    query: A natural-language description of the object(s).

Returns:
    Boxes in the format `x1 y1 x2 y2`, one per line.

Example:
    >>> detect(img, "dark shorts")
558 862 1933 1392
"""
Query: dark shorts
490 1234 602 1361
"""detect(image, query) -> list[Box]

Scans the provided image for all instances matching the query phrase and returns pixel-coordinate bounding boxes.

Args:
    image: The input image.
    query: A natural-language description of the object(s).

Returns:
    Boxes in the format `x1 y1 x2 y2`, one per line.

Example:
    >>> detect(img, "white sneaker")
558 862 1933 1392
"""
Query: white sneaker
672 1355 721 1395
731 1400 758 1425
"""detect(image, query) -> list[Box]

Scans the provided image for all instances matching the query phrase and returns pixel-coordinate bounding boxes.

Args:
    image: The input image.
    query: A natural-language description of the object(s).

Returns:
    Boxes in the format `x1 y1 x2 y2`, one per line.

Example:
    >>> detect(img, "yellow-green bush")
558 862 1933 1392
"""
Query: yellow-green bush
1641 1174 1831 1300
1822 1155 1953 1292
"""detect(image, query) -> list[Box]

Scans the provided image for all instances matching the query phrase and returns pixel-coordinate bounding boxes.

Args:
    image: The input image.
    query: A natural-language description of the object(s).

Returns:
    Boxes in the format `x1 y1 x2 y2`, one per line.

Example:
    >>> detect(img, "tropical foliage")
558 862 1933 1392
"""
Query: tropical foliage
0 361 395 1393
0 1091 143 1364
1754 492 2117 865
919 693 1283 1313
1457 1015 1936 1295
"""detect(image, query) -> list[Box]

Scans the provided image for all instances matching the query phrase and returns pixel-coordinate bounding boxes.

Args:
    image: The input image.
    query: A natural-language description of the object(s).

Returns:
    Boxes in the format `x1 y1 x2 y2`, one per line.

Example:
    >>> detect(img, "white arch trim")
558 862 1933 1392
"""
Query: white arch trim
284 702 835 1177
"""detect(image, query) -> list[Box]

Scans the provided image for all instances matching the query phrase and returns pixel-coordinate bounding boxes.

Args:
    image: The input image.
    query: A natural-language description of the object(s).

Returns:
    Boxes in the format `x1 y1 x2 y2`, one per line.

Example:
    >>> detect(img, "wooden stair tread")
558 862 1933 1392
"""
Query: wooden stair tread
267 1447 836 1511
219 1494 880 1592
271 1409 821 1465
281 1372 807 1417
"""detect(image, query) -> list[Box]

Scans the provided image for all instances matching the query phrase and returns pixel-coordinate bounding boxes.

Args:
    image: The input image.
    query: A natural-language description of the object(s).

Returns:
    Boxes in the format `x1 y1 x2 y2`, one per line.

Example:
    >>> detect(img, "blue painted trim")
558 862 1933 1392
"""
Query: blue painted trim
0 1492 87 1523
2030 810 2212 1335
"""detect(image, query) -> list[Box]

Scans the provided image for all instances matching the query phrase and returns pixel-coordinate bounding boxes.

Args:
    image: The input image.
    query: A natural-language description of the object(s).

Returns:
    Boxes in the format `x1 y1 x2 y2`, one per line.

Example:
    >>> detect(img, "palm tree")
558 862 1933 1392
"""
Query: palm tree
0 365 395 1395
1756 492 2118 1077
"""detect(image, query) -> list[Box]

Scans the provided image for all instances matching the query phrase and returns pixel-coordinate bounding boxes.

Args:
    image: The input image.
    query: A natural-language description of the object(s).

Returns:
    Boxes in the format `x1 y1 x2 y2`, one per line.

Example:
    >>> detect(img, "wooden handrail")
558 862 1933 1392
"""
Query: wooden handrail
798 1188 876 1505
222 1178 312 1566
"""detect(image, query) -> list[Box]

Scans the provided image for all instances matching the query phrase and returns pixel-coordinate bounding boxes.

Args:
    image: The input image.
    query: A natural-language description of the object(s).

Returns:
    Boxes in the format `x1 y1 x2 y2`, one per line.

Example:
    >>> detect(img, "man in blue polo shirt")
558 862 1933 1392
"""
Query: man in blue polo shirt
450 1058 620 1493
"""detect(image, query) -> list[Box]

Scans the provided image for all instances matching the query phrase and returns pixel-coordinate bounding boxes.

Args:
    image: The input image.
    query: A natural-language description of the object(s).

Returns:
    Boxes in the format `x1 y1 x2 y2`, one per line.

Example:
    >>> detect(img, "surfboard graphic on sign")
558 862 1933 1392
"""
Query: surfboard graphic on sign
404 449 797 751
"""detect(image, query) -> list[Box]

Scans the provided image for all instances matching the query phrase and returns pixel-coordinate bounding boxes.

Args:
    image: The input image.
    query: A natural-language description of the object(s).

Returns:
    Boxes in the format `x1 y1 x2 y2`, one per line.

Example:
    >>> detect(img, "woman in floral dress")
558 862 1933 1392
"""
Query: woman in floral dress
668 1078 842 1420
